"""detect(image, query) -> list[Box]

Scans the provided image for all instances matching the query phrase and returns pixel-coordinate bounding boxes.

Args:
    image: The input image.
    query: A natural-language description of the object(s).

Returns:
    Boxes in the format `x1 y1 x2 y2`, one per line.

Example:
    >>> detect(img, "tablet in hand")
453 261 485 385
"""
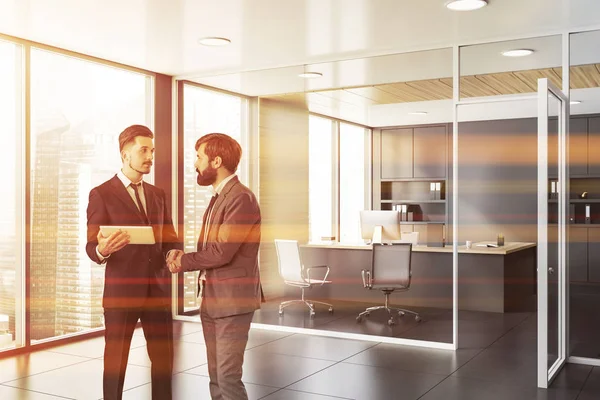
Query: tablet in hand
100 226 155 245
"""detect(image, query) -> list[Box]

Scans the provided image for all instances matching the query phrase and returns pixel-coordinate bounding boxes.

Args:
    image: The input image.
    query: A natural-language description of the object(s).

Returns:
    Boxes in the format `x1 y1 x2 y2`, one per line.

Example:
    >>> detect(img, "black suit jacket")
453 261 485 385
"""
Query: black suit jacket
86 175 181 309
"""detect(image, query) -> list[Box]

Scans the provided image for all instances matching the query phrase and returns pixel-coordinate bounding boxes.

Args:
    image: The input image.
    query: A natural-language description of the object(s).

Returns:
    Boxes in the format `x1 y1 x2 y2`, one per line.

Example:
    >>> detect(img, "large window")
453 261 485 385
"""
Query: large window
339 122 369 242
0 40 24 351
308 115 370 243
180 84 248 314
29 49 152 342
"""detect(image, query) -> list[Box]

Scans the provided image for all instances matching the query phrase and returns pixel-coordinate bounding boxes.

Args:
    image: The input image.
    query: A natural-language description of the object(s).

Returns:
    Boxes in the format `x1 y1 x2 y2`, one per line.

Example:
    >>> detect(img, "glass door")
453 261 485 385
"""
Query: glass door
537 78 569 388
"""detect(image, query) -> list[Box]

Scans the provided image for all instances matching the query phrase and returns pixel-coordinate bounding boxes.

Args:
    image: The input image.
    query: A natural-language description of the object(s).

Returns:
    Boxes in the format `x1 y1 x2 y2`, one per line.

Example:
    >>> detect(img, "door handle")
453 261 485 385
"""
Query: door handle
549 267 555 274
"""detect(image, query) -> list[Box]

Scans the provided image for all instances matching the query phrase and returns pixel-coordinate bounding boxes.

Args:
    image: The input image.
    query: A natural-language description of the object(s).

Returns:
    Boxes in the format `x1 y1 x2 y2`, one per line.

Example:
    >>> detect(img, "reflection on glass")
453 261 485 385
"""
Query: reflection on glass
308 116 334 242
340 123 368 243
0 40 21 351
30 49 151 341
180 84 246 314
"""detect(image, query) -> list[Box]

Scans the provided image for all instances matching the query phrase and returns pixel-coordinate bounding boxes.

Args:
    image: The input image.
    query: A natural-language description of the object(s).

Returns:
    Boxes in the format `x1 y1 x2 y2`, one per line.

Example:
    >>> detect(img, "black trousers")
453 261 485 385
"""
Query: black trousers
103 299 173 400
200 302 254 400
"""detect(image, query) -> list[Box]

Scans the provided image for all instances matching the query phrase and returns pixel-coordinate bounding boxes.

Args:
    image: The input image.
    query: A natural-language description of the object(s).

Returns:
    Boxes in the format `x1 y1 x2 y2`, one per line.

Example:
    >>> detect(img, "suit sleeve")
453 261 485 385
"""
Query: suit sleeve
180 192 260 272
86 188 106 264
160 189 182 257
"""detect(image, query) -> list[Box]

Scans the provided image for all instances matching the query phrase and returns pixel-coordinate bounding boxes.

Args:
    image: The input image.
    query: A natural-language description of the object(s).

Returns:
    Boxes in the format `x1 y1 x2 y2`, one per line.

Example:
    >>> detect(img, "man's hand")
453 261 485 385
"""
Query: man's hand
97 229 130 257
167 250 184 273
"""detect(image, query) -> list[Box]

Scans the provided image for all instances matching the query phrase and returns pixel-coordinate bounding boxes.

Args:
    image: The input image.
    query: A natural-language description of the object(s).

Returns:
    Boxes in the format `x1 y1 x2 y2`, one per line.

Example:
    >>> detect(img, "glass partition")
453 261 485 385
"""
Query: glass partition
190 48 456 348
568 29 600 362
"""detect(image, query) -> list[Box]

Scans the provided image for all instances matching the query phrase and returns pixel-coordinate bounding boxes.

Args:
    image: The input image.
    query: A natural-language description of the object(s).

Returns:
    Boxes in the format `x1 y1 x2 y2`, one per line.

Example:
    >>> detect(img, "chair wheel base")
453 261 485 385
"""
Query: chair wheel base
415 315 421 322
328 307 334 313
387 318 395 326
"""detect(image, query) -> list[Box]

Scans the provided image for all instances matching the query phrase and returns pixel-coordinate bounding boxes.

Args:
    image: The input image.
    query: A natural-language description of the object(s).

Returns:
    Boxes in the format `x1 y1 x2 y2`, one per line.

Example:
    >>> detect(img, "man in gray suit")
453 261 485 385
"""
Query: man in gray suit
169 133 262 400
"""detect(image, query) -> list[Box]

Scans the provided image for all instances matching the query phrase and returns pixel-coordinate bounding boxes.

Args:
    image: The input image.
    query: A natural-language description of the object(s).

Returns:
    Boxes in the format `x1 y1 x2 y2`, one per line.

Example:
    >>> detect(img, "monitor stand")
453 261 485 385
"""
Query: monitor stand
371 225 383 245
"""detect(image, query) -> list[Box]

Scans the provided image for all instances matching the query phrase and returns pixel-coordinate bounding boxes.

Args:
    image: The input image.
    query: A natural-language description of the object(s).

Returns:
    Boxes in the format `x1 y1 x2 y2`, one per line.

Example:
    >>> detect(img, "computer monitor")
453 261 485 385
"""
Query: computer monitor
359 210 401 243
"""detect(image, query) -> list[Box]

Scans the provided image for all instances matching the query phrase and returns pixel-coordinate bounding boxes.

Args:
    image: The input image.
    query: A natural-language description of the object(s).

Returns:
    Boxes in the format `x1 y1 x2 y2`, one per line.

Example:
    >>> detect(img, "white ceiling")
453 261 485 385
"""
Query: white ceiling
1 0 600 78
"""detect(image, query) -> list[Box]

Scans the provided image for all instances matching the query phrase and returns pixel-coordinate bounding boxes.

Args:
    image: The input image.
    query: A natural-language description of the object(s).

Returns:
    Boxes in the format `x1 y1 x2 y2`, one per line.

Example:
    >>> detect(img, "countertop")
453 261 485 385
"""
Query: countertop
302 241 536 255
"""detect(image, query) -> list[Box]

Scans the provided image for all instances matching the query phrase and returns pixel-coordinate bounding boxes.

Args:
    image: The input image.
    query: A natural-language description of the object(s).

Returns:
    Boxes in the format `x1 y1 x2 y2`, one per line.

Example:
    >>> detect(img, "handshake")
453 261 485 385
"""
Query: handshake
166 250 184 273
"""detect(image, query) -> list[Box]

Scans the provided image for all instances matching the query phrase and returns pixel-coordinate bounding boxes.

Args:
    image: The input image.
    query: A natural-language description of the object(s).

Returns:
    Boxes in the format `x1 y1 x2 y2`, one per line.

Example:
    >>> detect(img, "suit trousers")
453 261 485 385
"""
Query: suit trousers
103 297 173 400
200 301 254 400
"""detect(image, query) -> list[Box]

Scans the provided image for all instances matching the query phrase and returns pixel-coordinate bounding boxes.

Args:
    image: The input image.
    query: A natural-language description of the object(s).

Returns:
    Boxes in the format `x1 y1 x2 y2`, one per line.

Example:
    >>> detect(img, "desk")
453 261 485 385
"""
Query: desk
298 242 536 313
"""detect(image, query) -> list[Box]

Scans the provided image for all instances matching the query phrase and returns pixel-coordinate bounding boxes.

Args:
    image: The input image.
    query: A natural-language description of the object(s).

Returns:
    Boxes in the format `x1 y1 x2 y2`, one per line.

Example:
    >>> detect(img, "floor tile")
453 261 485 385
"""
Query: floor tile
127 339 207 373
247 334 376 361
0 351 91 384
419 376 580 400
343 343 480 375
179 327 292 350
186 351 335 388
47 334 146 359
122 372 278 400
288 362 446 400
261 389 354 400
4 359 150 400
0 385 68 400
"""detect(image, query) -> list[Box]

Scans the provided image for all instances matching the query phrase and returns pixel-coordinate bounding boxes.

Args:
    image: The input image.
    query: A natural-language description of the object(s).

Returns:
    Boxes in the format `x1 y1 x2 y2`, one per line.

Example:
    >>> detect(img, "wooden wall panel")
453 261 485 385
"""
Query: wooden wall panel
258 97 310 299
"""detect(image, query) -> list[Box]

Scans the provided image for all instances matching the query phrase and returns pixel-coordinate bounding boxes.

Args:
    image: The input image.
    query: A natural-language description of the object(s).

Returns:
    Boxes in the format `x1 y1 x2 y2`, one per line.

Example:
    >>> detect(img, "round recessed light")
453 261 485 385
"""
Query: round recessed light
501 49 534 57
409 111 428 116
446 0 488 11
198 37 231 46
298 72 323 79
570 100 581 105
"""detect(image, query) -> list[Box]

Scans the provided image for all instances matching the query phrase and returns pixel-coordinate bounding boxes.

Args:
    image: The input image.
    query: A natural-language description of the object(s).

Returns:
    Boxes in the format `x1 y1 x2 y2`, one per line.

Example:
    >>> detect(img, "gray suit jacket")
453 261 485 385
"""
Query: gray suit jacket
181 176 263 318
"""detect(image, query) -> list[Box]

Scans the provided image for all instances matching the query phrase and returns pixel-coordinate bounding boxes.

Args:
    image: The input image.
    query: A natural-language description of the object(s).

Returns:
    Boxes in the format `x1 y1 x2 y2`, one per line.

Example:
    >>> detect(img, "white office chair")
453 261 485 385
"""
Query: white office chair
356 243 421 326
274 239 334 317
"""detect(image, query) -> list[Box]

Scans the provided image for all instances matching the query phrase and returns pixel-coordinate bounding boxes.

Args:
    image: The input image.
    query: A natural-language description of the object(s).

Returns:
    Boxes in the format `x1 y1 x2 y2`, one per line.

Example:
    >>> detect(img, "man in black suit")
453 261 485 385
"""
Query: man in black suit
86 125 181 400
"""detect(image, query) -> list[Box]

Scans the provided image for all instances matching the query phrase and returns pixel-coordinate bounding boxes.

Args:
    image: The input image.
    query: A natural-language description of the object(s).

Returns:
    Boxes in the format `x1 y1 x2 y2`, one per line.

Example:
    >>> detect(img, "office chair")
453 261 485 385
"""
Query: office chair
356 243 421 326
274 239 334 318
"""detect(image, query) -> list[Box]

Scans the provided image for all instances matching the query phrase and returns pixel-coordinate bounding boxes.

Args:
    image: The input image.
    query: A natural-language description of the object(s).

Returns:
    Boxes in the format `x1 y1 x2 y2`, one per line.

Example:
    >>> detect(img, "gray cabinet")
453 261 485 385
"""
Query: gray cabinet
570 227 588 282
381 128 412 179
570 118 588 176
588 228 600 282
589 118 600 175
413 126 446 179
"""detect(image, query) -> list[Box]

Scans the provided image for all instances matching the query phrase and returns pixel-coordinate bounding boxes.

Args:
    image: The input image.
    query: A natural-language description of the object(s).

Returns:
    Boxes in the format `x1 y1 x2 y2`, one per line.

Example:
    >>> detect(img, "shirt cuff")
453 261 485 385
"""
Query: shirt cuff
96 245 109 264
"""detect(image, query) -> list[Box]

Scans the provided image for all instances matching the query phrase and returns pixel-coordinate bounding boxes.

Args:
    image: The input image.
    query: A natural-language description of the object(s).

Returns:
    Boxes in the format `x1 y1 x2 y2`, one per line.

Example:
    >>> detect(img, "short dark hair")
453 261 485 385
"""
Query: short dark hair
119 125 154 152
195 133 242 172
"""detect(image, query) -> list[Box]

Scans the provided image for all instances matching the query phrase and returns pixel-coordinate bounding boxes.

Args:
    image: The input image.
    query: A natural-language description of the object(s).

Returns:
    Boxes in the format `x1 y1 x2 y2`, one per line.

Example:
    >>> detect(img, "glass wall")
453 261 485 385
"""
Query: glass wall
308 115 334 243
29 48 152 341
568 29 600 361
0 40 23 351
179 83 248 315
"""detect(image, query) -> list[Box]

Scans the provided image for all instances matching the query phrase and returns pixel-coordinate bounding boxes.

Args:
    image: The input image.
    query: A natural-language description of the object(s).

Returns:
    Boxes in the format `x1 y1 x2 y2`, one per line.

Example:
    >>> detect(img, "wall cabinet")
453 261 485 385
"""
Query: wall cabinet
381 125 446 180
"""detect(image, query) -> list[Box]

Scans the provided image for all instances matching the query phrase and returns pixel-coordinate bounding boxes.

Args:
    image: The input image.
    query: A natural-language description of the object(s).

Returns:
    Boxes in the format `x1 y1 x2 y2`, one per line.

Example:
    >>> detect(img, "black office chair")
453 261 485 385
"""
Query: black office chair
356 243 421 326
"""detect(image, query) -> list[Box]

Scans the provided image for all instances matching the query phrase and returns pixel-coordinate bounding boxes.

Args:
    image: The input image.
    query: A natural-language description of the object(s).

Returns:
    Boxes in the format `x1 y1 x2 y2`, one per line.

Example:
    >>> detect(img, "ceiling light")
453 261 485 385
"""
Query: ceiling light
198 37 231 46
570 100 581 105
446 0 488 11
409 111 428 116
298 72 323 79
501 49 534 57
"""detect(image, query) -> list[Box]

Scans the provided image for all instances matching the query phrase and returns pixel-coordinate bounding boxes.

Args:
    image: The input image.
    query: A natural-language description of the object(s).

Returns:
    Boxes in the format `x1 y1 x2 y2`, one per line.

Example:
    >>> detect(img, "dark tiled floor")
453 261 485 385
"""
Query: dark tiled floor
0 315 600 399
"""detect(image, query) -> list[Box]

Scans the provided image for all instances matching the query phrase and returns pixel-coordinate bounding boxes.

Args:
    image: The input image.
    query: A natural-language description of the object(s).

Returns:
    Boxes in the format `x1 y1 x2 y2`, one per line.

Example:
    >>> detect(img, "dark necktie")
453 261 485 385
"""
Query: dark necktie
130 182 149 225
199 194 219 250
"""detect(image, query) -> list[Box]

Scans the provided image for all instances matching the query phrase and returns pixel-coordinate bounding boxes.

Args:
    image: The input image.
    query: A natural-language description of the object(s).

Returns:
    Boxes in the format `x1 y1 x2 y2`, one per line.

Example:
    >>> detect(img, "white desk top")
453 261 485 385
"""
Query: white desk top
302 241 536 255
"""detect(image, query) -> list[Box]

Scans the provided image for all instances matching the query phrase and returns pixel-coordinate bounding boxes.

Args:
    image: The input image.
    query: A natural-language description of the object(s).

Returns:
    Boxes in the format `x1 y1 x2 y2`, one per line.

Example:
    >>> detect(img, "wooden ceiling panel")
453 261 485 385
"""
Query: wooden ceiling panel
344 86 403 104
512 68 562 90
405 79 452 100
303 63 600 105
474 72 536 95
569 64 600 89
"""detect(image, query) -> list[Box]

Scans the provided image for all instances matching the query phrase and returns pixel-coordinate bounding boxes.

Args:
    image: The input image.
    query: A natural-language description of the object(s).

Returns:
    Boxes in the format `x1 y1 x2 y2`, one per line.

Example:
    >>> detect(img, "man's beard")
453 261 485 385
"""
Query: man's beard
197 165 217 186
129 160 152 175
